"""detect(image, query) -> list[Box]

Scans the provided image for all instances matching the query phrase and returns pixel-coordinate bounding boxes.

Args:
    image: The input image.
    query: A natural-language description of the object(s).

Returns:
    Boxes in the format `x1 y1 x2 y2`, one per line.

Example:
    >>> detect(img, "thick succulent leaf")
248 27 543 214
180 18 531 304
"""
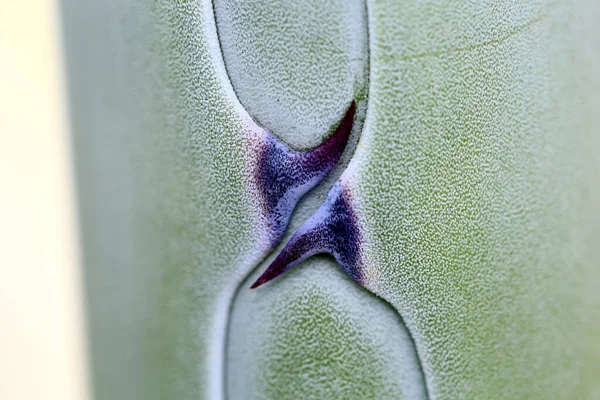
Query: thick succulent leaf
241 0 600 398
62 0 600 399
229 258 426 400
61 1 264 398
216 1 430 397
352 0 600 397
62 0 421 399
213 0 368 149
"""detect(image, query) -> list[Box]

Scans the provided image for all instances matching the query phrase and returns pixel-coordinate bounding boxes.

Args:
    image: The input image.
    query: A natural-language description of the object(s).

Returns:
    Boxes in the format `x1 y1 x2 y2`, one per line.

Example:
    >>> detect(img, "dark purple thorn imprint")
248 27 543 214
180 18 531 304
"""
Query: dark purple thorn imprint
258 100 356 246
251 181 362 289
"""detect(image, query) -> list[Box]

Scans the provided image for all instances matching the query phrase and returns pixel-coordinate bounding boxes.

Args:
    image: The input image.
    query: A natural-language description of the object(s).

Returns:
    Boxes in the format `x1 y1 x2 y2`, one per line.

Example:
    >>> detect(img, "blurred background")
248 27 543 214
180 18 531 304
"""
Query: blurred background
0 1 90 399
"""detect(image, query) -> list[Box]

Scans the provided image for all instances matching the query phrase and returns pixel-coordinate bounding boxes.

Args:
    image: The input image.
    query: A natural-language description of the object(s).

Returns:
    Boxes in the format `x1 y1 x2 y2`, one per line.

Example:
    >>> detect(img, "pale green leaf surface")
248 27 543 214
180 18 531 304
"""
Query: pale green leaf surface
62 0 600 399
62 0 422 399
215 1 428 398
350 0 600 398
228 257 426 400
62 1 261 399
213 0 368 149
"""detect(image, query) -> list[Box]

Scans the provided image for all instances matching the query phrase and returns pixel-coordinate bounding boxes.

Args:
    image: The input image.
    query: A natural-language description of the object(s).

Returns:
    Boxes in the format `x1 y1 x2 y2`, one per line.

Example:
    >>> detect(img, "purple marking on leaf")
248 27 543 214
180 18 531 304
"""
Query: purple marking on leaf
257 100 356 246
250 181 363 289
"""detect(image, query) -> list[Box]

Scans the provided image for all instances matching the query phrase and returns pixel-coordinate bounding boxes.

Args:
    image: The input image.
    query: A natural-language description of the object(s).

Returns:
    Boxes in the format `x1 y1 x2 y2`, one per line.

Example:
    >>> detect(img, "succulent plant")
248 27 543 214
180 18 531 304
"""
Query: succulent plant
63 0 600 399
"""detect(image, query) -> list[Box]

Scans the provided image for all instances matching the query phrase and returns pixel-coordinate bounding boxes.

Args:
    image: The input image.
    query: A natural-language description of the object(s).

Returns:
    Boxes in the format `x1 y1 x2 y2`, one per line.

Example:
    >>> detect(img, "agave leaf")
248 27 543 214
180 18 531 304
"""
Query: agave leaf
62 0 600 399
352 0 600 397
61 1 263 398
63 0 418 399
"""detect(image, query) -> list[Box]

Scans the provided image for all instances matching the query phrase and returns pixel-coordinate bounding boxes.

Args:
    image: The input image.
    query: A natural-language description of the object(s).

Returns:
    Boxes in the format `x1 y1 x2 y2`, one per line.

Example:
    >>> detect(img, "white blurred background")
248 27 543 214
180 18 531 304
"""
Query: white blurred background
0 1 90 399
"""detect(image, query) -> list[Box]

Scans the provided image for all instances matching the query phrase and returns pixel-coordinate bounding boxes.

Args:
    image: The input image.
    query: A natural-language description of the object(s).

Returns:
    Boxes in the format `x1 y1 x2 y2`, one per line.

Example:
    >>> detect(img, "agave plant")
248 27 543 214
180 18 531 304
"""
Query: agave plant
62 0 600 399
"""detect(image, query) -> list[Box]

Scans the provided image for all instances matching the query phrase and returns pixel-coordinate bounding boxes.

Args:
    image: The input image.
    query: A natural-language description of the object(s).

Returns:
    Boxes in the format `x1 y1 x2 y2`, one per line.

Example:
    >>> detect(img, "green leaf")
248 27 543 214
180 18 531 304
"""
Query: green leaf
63 0 600 399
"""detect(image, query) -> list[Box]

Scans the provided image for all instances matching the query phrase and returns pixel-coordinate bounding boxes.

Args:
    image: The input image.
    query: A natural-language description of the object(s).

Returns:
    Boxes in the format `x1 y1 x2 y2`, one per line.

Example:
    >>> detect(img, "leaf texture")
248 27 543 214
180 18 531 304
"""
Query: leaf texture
62 0 600 399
